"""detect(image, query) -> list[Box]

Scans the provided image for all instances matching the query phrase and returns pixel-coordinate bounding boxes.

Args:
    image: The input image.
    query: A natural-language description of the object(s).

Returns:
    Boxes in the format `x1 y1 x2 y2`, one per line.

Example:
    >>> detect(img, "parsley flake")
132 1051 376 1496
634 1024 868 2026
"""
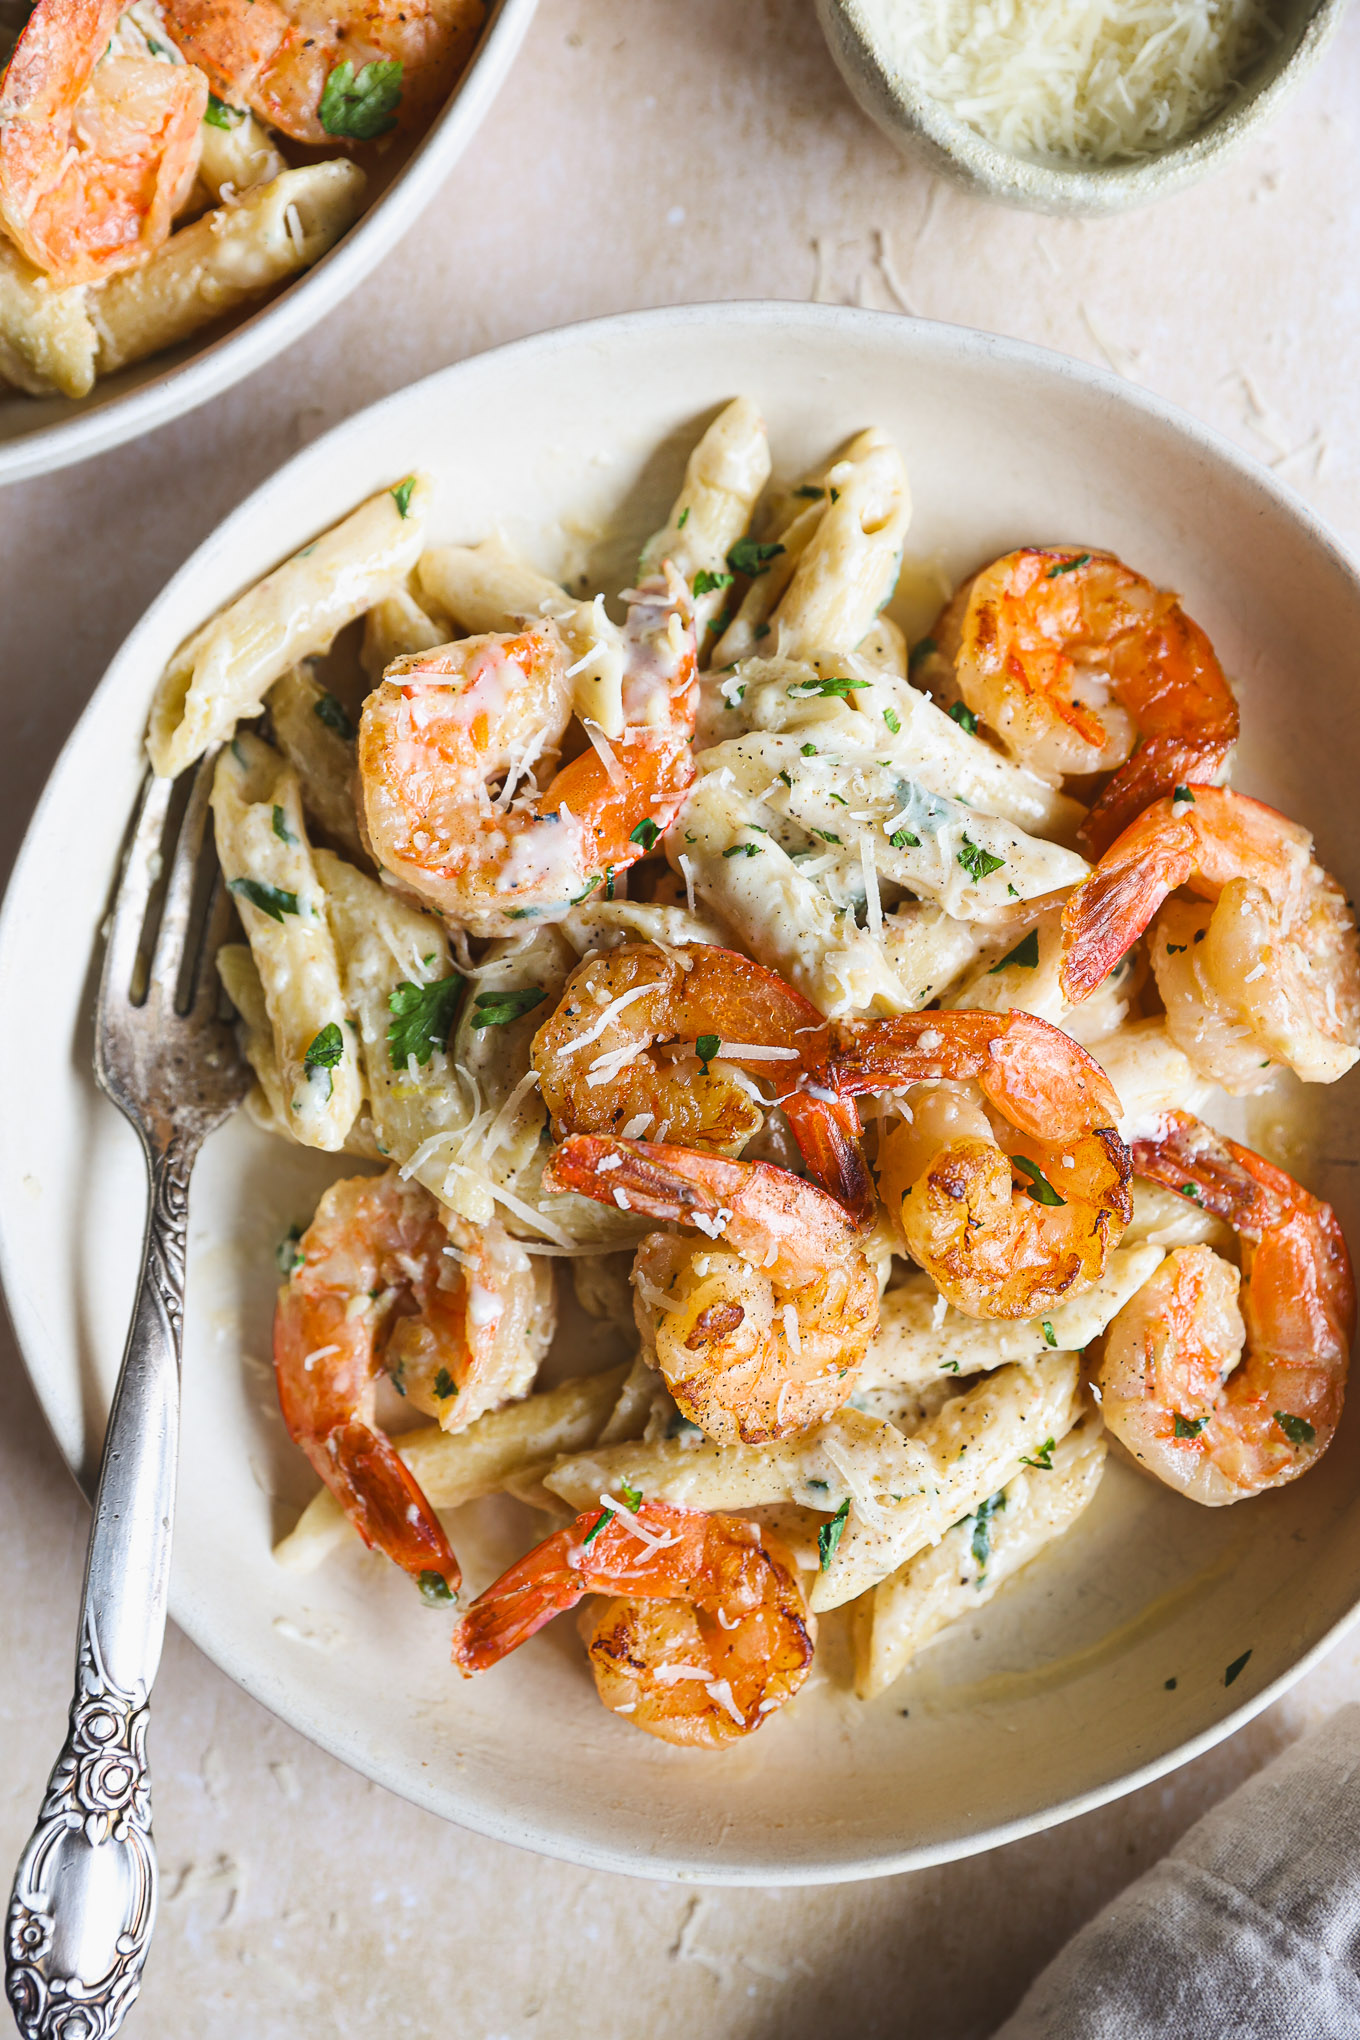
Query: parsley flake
949 702 978 735
989 929 1040 973
723 842 762 858
818 1498 851 1571
890 828 920 850
229 877 299 923
1041 1320 1057 1348
814 829 841 845
1020 1436 1056 1471
1172 785 1195 804
418 1571 454 1605
787 675 869 701
1275 1411 1315 1446
695 1033 721 1074
271 804 298 845
958 838 1005 883
318 57 403 140
303 1023 344 1096
275 1224 304 1276
970 1491 1006 1573
908 637 937 675
693 568 733 596
677 506 690 529
1046 553 1091 579
728 538 785 578
391 477 416 519
386 974 462 1067
883 707 901 735
621 1481 643 1510
205 92 246 128
630 818 661 851
1014 1156 1066 1206
433 1367 457 1399
1174 1414 1207 1439
1223 1649 1252 1687
471 986 547 1030
581 1506 614 1551
314 692 356 741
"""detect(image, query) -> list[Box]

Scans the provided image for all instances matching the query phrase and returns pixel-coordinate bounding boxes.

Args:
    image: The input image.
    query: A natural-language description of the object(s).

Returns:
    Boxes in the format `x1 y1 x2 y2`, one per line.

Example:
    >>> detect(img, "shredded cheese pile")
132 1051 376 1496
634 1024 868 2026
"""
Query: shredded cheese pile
863 0 1279 163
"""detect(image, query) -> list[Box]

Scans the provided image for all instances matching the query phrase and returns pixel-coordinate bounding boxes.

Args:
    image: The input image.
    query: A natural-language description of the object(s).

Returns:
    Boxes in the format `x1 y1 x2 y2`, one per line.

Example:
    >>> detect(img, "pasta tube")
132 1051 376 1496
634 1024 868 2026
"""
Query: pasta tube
216 940 380 1157
93 162 367 382
861 1245 1164 1393
274 1364 632 1572
639 395 772 645
360 587 446 681
196 109 287 203
267 665 366 864
813 1353 1083 1612
149 466 429 778
211 735 362 1150
851 1416 1107 1698
0 234 96 398
764 429 911 658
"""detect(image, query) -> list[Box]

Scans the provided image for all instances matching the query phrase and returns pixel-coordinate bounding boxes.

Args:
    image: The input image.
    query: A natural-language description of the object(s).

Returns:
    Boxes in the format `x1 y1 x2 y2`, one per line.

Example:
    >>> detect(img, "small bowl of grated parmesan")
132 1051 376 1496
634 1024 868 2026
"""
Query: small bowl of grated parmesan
815 0 1343 211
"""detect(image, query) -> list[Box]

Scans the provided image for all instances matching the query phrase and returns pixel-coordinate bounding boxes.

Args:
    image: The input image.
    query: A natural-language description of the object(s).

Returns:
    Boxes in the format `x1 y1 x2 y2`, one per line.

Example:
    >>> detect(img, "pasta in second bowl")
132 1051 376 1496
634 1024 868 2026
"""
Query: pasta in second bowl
4 303 1360 1881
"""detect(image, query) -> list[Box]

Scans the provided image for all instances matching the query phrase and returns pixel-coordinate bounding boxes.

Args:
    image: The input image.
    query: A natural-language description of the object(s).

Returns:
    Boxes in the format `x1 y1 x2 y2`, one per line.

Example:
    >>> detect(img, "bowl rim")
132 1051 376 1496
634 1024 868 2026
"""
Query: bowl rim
0 0 540 491
816 0 1346 214
6 298 1360 1884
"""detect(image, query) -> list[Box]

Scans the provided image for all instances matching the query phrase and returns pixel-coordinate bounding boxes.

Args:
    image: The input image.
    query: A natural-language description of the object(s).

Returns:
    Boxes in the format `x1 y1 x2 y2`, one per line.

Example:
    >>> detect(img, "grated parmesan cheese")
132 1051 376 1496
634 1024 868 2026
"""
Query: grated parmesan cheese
862 0 1277 163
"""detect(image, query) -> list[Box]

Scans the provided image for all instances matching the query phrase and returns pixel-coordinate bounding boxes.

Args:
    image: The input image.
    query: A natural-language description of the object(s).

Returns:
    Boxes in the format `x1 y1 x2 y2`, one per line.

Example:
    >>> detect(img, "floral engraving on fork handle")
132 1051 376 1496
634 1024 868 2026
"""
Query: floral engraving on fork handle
146 1128 194 1345
5 1616 156 2040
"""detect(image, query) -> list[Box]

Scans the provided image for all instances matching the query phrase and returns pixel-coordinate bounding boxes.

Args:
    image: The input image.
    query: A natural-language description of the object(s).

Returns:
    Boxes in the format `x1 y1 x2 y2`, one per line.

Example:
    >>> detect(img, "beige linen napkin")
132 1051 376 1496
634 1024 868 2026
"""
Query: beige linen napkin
993 1705 1360 2039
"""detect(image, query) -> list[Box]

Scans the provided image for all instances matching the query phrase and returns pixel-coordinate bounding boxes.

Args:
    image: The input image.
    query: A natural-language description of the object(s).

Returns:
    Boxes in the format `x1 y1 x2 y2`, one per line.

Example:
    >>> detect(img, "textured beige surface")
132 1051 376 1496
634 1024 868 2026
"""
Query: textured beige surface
3 0 1360 2032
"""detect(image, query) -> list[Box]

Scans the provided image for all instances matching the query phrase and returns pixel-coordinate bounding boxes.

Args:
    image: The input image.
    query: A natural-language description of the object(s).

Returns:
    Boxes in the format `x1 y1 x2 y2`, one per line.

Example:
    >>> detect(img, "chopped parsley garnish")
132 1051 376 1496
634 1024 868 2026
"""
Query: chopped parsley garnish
1020 1436 1056 1472
693 568 734 596
272 804 298 845
677 506 690 529
1166 943 1187 955
722 841 762 858
794 484 823 499
204 93 246 128
814 829 841 845
1041 1320 1057 1348
581 1506 614 1550
570 876 601 904
1194 927 1207 943
989 929 1040 973
314 691 356 741
728 538 785 578
708 607 733 637
800 742 818 756
1180 1181 1203 1203
755 622 771 640
318 57 403 140
433 1367 456 1399
890 829 920 850
1172 785 1195 804
275 1224 304 1276
229 877 299 923
391 477 416 519
1275 1411 1315 1446
386 974 462 1067
418 1571 454 1605
1223 1649 1252 1687
907 637 937 675
787 675 869 701
970 1491 1006 1572
630 817 661 851
940 1358 960 1373
303 1023 344 1096
1174 1414 1207 1439
818 1498 851 1571
471 986 547 1029
883 707 901 735
957 838 1005 883
949 702 978 735
1046 553 1091 579
695 1033 721 1074
1014 1156 1066 1206
778 769 792 788
621 1481 643 1510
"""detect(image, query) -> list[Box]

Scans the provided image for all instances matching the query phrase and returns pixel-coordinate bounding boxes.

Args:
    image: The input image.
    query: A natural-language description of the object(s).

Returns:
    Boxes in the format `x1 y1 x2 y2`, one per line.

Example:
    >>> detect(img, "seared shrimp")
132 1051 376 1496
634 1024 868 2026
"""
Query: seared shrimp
360 570 699 939
933 549 1237 856
274 1168 553 1589
452 1496 815 1746
1060 786 1360 1091
824 1011 1132 1318
1095 1113 1354 1503
0 0 206 285
161 0 482 147
542 1136 881 1444
531 941 873 1221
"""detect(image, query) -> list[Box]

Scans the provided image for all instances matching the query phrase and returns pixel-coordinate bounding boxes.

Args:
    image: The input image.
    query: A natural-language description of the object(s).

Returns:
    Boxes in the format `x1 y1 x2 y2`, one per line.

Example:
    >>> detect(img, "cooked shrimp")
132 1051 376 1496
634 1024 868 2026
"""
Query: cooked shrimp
1095 1113 1354 1503
161 0 482 147
823 1011 1132 1318
542 1136 881 1444
274 1168 554 1589
452 1496 815 1746
0 0 206 286
359 569 699 940
932 548 1237 856
531 940 874 1221
1060 786 1360 1090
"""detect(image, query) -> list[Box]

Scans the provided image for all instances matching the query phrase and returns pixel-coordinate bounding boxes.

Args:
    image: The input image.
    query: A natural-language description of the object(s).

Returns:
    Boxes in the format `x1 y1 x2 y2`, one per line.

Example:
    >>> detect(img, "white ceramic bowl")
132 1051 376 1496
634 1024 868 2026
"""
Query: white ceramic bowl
0 0 538 490
815 0 1346 215
4 303 1360 1884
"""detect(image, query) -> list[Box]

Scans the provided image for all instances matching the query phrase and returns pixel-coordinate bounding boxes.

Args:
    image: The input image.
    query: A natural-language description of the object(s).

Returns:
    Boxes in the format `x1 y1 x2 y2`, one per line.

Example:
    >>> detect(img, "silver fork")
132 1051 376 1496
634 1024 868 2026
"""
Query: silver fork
6 754 248 2040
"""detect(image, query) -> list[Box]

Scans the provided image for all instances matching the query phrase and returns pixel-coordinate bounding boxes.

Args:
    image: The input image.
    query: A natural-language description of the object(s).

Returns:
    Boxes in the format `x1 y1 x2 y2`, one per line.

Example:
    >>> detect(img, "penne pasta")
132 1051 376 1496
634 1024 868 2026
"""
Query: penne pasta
360 587 446 682
267 665 366 864
196 110 288 204
639 395 772 647
211 734 362 1150
149 468 429 779
766 430 911 659
0 234 96 398
851 1415 1107 1698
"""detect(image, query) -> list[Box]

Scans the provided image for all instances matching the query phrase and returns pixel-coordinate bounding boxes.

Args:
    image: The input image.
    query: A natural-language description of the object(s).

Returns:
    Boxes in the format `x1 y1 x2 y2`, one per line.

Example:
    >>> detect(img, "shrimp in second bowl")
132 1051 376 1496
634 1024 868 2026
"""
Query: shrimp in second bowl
359 569 698 939
1095 1113 1354 1504
1060 786 1360 1092
161 0 483 147
274 1168 554 1590
452 1496 815 1747
0 0 207 285
929 548 1238 856
531 940 873 1221
824 1011 1132 1319
542 1136 881 1444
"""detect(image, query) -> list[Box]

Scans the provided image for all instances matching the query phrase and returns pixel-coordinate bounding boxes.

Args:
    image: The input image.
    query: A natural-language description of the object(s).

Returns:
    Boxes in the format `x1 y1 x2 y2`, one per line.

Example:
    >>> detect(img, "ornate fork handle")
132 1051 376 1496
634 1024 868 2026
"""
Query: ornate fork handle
6 1129 196 2040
